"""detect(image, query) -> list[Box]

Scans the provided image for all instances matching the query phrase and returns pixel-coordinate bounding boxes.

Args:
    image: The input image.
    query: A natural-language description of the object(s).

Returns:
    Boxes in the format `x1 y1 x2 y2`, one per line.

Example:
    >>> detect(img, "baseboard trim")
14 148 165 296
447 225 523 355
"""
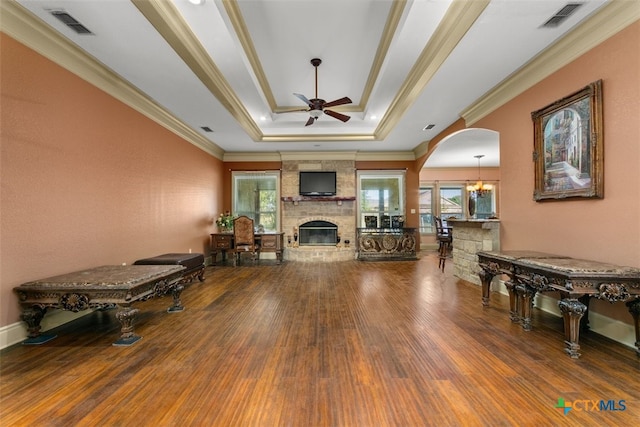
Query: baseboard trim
0 310 93 350
534 293 636 349
492 280 636 350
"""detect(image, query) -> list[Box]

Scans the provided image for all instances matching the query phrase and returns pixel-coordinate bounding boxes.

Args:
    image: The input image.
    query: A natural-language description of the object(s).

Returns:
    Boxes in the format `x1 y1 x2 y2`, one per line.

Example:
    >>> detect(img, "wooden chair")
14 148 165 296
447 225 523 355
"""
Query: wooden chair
232 216 259 265
433 216 452 271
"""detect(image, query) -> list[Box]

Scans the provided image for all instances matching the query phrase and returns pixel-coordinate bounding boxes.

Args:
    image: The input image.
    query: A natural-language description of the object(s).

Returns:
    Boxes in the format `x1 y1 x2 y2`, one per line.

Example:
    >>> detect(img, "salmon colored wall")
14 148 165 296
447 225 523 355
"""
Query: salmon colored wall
0 35 224 327
474 21 640 267
473 22 640 322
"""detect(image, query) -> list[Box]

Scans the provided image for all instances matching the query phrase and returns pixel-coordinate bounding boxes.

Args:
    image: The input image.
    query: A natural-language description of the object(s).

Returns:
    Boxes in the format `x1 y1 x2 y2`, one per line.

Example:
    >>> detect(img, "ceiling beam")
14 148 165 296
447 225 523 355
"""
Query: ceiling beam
374 0 490 140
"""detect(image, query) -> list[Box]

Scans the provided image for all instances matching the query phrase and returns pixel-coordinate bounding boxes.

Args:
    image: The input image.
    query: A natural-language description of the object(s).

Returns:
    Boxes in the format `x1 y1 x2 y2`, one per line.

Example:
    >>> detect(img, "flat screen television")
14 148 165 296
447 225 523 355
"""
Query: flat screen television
299 171 337 196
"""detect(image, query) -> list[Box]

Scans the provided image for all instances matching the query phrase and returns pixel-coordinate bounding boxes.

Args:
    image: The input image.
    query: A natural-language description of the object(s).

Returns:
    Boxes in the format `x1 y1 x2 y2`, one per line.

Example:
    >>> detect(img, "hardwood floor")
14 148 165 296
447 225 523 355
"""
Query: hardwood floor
1 253 638 426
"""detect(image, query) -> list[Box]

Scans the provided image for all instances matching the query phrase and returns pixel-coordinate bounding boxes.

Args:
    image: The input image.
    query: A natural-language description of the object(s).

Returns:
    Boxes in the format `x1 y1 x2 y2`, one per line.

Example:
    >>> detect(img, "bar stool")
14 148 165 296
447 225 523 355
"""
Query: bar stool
434 216 452 271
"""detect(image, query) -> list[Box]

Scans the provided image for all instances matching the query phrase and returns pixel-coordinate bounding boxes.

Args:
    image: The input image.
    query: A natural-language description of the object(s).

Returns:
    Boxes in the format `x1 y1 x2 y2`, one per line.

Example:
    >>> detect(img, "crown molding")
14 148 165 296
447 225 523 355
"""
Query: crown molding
132 0 263 141
223 0 406 115
0 0 225 160
374 0 490 140
357 0 407 109
412 140 431 160
260 133 377 143
355 151 416 162
280 151 359 161
222 150 416 162
223 152 283 162
222 0 277 111
461 1 640 126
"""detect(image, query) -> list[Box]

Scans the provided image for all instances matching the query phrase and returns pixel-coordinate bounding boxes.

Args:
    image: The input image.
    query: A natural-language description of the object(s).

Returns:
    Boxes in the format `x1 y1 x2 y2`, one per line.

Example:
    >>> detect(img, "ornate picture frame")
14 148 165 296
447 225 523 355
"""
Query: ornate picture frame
531 80 603 201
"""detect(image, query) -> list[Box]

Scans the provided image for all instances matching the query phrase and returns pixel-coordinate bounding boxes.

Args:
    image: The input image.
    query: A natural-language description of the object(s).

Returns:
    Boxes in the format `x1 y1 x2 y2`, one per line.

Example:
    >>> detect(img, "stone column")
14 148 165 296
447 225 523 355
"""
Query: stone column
448 219 500 285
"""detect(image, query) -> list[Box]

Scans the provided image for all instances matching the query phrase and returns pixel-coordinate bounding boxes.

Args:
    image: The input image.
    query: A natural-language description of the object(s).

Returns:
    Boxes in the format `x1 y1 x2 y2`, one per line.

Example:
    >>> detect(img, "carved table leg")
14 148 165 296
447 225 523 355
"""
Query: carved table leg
519 285 537 331
21 306 57 345
113 306 141 346
578 294 591 331
168 284 185 313
626 298 640 357
558 298 588 359
504 280 520 323
479 268 495 306
197 267 206 282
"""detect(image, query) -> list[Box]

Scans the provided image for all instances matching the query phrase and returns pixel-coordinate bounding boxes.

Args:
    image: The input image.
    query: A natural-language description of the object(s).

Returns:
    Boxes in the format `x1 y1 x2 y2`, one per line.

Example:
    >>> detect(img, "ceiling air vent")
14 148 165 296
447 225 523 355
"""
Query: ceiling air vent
541 3 583 28
201 126 214 133
50 10 93 35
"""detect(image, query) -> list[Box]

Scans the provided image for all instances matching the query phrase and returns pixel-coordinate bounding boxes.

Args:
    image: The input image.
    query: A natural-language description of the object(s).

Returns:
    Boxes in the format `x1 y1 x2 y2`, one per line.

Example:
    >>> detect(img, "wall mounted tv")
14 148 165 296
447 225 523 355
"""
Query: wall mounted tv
299 171 337 196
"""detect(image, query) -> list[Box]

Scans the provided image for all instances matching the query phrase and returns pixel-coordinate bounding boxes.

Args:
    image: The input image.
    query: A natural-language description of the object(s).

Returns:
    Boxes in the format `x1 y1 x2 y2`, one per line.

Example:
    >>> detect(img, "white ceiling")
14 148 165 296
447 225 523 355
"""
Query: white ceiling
5 0 617 167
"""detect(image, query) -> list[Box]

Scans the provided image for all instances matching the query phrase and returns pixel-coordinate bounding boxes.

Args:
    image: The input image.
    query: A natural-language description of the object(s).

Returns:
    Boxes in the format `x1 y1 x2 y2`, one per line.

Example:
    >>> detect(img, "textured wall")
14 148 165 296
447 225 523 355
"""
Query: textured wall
476 21 639 267
0 34 223 327
473 22 640 325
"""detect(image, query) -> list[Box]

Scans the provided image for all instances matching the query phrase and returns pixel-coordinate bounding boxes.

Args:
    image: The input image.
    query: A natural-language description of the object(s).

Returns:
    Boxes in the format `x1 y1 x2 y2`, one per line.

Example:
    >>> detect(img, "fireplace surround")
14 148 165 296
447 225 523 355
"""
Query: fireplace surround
281 159 357 262
299 220 338 246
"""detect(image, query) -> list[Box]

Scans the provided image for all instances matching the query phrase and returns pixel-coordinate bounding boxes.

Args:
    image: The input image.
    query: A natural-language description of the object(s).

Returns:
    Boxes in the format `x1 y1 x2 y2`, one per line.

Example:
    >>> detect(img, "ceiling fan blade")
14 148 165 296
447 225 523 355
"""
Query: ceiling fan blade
275 108 309 114
323 96 352 108
294 93 312 106
305 116 315 126
324 109 350 123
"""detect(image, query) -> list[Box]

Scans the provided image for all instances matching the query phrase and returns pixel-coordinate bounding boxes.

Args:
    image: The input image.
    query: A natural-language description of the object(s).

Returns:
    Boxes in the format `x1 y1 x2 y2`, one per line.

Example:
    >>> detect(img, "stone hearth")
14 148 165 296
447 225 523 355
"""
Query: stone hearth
284 245 356 262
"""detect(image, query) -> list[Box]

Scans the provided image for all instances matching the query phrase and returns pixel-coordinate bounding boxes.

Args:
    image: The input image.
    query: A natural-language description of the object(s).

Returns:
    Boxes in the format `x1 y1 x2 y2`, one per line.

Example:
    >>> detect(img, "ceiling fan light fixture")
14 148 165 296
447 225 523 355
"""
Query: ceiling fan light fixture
283 58 352 126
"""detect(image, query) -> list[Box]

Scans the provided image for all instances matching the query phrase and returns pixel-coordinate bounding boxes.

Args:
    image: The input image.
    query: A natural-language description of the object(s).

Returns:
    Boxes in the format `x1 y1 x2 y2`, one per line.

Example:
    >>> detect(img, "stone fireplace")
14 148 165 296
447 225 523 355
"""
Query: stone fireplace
281 159 356 262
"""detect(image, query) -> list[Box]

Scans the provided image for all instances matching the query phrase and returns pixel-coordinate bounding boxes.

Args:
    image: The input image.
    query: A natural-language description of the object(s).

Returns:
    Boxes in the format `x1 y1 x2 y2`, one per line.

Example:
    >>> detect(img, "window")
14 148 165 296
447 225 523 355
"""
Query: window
420 181 498 234
419 183 463 234
357 171 405 228
470 190 496 219
232 172 280 232
419 187 434 233
440 186 464 220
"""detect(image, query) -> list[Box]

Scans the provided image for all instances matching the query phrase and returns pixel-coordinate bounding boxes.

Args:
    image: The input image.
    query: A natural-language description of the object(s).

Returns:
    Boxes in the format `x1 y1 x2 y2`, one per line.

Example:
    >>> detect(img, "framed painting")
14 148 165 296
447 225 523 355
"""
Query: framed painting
531 79 603 201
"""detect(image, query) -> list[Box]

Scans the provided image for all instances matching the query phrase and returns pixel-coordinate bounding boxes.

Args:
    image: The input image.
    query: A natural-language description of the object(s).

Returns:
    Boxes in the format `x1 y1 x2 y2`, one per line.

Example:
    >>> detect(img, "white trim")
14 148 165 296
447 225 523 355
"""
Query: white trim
280 151 358 161
0 310 93 350
0 0 225 159
223 151 417 162
461 1 640 125
355 151 416 161
223 152 283 162
491 280 637 351
535 294 637 350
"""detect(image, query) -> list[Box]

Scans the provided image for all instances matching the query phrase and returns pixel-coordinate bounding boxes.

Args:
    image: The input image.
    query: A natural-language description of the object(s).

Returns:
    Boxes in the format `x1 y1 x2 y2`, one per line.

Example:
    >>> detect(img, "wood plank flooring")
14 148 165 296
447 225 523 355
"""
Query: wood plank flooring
1 253 639 426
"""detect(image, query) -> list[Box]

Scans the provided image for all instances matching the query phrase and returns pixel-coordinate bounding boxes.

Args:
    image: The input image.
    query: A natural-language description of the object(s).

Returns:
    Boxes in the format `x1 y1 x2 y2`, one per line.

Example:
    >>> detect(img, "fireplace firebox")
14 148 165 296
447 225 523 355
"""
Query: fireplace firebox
299 220 338 246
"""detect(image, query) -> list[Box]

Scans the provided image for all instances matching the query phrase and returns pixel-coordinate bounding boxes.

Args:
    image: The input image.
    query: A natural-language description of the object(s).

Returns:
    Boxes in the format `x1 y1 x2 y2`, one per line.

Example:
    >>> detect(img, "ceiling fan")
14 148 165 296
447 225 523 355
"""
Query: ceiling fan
282 58 352 126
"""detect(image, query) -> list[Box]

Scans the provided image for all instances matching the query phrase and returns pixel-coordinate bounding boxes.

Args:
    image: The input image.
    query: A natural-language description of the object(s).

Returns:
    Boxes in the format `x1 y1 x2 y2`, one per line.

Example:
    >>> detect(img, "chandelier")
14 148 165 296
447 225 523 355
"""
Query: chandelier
466 155 492 197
